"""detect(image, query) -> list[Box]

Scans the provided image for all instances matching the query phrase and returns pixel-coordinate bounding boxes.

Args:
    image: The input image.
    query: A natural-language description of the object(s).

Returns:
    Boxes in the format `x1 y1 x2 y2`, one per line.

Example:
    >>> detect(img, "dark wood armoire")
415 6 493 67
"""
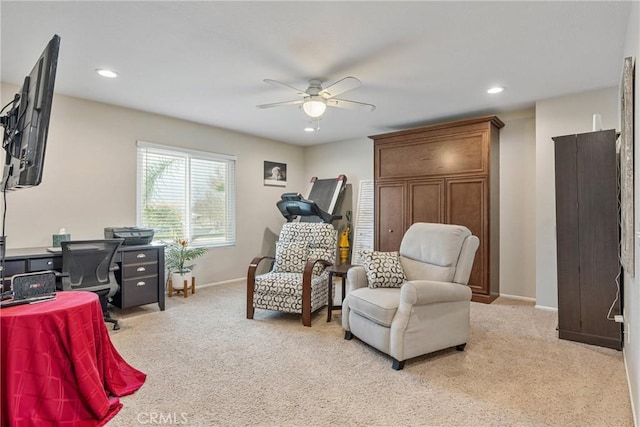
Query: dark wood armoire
553 129 622 350
370 116 504 303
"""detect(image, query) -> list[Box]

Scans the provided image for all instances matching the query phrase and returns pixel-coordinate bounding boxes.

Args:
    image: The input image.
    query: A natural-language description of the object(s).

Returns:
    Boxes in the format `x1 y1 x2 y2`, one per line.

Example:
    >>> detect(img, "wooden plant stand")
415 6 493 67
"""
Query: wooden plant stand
168 277 196 298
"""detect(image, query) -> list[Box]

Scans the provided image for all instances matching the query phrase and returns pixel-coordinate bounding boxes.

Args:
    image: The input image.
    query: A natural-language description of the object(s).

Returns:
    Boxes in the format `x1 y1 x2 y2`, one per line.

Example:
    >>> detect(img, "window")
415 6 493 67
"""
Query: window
136 141 236 247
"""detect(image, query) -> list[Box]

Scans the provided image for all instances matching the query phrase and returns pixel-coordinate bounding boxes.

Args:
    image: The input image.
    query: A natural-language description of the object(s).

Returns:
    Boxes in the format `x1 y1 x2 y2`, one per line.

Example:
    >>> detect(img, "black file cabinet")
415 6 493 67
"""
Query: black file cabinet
112 246 165 309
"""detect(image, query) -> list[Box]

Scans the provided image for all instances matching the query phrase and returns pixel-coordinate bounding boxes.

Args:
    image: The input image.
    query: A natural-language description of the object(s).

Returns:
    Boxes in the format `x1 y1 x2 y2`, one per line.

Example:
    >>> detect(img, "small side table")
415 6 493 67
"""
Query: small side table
327 264 352 322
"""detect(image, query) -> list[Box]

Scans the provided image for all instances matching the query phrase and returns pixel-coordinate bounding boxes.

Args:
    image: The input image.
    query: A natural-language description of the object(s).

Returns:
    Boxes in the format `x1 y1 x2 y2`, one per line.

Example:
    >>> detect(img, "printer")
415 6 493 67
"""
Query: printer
104 227 155 246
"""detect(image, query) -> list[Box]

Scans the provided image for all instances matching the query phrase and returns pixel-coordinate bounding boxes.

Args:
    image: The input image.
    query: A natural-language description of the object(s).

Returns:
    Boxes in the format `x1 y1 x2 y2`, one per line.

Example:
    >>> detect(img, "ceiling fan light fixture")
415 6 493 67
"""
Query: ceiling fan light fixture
302 97 327 118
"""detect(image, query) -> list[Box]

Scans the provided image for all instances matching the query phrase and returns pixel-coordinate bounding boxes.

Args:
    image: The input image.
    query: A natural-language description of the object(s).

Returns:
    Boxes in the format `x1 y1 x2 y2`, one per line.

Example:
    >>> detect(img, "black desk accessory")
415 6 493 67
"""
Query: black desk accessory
12 271 56 300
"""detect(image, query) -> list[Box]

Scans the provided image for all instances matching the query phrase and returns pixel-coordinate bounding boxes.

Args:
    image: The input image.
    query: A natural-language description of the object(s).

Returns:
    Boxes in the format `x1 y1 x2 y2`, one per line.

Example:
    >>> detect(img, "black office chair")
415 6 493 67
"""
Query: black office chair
58 239 124 330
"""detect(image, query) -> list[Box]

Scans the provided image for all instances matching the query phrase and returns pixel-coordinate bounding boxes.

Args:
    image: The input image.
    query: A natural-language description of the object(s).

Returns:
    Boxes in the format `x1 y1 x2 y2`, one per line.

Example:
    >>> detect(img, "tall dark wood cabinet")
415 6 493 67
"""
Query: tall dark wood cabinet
370 116 504 303
553 129 622 350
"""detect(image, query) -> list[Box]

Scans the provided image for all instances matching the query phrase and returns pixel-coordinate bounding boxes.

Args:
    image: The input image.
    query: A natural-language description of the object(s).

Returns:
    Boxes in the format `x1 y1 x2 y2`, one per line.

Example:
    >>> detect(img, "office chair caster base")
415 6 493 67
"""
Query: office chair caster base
105 317 120 331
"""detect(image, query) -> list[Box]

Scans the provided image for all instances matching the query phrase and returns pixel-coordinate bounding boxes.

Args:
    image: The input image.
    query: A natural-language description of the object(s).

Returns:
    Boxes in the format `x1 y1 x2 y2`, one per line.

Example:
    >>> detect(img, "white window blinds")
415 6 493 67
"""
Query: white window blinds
136 141 236 247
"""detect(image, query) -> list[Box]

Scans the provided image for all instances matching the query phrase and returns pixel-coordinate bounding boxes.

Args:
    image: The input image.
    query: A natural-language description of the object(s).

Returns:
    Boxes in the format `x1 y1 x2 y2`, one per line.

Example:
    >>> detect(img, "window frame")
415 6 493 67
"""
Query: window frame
136 140 237 248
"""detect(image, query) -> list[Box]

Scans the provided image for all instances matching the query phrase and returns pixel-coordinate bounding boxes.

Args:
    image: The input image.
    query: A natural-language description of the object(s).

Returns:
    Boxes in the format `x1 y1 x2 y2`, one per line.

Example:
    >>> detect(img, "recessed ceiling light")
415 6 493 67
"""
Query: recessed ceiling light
487 86 504 94
304 126 315 132
96 68 118 78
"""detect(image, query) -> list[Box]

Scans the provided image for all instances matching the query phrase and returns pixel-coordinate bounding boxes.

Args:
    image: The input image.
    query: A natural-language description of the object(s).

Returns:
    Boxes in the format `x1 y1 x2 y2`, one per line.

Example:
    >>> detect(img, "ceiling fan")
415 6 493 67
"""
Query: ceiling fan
257 76 376 119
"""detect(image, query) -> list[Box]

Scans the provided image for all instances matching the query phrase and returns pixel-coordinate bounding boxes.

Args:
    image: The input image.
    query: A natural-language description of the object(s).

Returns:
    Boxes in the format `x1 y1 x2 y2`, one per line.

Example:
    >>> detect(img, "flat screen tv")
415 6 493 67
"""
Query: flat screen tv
0 34 60 191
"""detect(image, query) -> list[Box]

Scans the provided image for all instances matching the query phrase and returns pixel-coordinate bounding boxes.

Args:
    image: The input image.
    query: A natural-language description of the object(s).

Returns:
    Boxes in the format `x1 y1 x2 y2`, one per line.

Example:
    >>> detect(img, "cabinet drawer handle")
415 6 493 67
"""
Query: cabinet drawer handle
47 261 53 266
136 267 146 272
136 281 146 287
136 253 146 258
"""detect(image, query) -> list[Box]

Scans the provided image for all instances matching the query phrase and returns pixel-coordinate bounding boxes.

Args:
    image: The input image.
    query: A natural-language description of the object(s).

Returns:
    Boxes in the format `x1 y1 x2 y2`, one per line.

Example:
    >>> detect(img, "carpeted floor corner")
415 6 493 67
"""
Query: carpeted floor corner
106 282 633 426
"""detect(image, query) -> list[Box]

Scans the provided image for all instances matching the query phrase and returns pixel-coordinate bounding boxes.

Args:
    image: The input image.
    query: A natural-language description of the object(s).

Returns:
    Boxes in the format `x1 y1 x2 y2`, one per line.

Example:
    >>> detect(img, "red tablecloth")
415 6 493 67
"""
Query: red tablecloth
0 291 146 426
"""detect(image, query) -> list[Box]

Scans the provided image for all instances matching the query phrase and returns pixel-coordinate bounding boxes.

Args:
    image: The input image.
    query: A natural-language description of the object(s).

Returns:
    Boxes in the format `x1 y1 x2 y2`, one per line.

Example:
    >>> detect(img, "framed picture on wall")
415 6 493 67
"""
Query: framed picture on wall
264 161 287 187
620 56 635 277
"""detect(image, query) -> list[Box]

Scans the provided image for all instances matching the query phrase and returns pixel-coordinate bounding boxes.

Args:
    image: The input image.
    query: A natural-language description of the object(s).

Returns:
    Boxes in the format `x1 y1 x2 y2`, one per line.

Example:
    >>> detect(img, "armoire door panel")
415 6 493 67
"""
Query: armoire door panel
446 178 487 295
376 133 486 179
553 135 581 333
575 131 621 340
376 183 405 251
409 180 445 224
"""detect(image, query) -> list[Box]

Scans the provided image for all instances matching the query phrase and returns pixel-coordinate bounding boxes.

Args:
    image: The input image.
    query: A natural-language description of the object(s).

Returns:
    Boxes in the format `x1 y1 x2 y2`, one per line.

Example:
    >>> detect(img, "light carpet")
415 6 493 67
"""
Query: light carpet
107 282 633 426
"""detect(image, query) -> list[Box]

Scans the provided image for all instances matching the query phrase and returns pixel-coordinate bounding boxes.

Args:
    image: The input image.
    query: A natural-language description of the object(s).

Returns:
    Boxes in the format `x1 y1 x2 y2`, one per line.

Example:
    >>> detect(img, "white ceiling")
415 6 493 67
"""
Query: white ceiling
0 1 632 146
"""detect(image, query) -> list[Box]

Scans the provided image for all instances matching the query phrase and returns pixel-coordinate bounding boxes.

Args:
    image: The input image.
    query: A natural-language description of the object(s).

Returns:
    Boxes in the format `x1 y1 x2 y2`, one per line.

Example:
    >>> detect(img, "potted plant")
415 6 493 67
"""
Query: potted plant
165 239 208 292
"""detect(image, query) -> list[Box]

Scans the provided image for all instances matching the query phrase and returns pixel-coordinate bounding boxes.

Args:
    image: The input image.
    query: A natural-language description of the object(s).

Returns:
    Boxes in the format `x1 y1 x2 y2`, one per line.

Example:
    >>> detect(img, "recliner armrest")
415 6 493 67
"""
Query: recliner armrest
346 265 368 293
400 280 472 305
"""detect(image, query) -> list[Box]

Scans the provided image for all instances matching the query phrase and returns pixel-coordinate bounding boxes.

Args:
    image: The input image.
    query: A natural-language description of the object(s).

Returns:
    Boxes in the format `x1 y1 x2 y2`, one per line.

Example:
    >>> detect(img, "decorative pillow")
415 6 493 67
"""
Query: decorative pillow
360 250 407 288
272 241 309 273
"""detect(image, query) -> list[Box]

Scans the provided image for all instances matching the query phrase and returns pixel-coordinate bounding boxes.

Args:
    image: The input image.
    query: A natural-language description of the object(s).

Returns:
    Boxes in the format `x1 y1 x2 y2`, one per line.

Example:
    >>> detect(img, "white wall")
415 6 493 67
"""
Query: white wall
303 136 373 202
622 0 639 422
303 137 374 232
534 87 619 310
0 83 306 285
498 108 537 299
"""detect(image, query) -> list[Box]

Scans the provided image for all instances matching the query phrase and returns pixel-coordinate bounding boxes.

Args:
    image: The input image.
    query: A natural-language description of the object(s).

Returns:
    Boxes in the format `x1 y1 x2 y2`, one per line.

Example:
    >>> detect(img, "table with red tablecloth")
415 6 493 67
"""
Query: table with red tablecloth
0 291 146 426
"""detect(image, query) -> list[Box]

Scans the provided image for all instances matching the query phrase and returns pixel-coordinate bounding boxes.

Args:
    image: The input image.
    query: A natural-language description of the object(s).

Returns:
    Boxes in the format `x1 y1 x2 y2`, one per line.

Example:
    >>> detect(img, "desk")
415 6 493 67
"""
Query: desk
0 291 146 426
3 244 165 311
326 264 352 322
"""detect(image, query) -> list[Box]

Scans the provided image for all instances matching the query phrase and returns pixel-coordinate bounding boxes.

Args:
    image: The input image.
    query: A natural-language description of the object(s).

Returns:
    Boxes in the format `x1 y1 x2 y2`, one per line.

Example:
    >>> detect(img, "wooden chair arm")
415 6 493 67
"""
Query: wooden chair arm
248 256 275 272
246 256 275 320
301 259 332 326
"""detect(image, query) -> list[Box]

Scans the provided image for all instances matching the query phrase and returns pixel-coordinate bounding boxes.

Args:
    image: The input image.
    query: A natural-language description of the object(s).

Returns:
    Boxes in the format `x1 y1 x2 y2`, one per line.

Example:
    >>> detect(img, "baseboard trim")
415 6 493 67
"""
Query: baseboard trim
197 277 244 289
534 304 558 312
499 293 536 303
497 293 558 312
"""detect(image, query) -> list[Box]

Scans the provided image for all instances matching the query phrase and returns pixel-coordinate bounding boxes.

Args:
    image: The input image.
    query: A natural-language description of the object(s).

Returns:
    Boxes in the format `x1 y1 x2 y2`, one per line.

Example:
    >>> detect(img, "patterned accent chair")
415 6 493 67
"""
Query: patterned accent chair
342 223 479 370
247 222 337 327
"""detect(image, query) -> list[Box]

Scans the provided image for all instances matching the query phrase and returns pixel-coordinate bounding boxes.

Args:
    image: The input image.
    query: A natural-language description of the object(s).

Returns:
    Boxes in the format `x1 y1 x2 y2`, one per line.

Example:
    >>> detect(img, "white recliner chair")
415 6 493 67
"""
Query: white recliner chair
342 222 480 370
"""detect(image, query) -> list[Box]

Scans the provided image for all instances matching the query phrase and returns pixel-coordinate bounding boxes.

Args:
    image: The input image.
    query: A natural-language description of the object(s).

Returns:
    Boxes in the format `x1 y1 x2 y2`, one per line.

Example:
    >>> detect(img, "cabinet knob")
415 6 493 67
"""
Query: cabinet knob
388 229 394 233
47 261 52 266
136 267 146 272
136 281 146 287
136 253 146 258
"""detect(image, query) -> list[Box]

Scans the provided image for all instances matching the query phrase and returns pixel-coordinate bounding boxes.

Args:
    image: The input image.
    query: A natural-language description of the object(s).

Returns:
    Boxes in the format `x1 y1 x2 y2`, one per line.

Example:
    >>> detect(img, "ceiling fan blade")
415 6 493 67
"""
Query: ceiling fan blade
319 76 361 99
326 98 376 112
256 99 304 109
264 79 309 96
